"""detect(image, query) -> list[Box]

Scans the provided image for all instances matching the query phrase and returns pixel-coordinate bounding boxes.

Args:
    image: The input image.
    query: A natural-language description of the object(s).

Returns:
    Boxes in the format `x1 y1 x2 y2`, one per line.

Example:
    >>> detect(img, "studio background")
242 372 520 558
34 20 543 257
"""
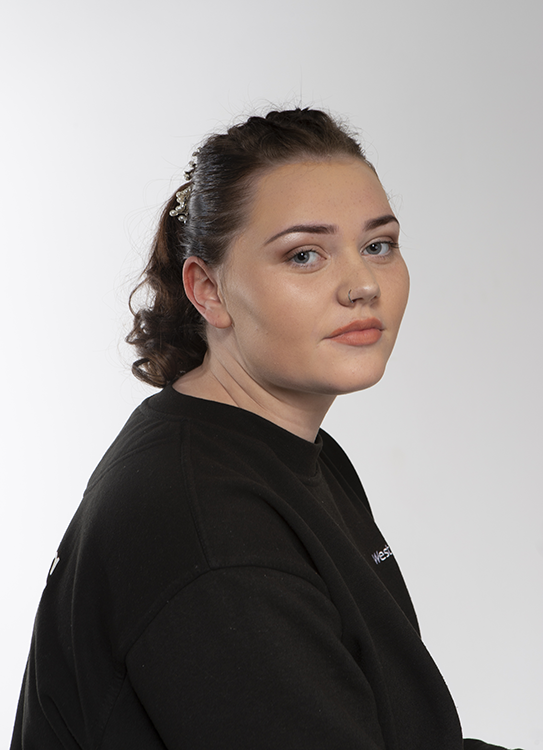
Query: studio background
1 0 541 746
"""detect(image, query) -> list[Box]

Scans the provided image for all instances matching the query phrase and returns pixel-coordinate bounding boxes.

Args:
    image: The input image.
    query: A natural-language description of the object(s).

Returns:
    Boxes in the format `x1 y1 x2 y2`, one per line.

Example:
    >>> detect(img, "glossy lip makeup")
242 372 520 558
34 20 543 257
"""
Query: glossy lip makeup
327 318 384 346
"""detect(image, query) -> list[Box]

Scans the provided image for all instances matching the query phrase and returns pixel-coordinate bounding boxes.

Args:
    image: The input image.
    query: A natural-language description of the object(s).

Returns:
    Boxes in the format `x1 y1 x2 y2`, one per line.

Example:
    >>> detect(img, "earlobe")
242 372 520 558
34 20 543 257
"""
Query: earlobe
182 257 232 329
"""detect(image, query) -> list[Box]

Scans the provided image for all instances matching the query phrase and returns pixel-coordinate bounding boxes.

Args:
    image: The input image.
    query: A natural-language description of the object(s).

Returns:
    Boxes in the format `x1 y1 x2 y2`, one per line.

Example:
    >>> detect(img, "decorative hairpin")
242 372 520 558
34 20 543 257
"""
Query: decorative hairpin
169 148 201 223
184 161 197 182
169 186 191 223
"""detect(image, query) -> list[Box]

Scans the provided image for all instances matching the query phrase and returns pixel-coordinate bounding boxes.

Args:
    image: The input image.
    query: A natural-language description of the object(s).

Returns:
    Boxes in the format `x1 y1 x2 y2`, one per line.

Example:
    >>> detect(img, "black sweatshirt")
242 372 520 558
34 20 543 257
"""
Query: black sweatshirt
11 387 515 749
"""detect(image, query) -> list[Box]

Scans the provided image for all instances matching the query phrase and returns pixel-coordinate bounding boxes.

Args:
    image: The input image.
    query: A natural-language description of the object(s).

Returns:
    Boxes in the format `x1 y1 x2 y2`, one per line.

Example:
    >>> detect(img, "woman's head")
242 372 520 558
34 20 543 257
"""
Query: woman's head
127 108 375 387
127 109 376 386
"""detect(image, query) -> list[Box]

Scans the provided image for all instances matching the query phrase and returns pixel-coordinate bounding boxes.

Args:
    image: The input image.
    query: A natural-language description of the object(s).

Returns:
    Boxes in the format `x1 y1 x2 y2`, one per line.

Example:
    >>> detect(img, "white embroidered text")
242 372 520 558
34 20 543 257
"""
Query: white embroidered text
372 545 393 565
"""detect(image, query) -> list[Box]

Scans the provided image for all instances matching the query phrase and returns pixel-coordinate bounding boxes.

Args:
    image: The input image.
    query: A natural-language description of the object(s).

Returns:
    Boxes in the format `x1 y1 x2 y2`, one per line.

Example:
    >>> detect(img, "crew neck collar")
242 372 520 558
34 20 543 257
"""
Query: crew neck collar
142 385 323 478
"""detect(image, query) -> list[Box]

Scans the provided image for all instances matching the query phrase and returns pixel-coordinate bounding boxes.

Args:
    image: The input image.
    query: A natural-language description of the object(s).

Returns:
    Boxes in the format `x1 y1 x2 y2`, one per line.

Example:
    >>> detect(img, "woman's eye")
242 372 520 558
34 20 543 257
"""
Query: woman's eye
289 249 320 266
363 241 396 257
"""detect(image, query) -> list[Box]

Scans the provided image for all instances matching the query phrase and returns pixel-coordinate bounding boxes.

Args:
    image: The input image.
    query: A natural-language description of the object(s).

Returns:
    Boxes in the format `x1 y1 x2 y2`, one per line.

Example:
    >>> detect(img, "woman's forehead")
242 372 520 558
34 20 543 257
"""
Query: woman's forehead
245 158 391 233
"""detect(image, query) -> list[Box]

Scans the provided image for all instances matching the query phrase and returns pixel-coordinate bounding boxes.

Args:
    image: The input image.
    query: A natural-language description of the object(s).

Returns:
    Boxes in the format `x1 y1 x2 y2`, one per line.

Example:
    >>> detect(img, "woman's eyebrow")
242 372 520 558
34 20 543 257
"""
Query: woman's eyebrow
364 214 399 231
264 214 399 245
264 224 337 245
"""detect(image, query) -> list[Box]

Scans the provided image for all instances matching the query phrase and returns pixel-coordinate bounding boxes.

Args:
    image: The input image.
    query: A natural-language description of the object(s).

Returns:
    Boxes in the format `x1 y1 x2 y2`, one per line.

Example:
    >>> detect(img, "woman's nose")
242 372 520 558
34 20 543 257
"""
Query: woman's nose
340 257 381 307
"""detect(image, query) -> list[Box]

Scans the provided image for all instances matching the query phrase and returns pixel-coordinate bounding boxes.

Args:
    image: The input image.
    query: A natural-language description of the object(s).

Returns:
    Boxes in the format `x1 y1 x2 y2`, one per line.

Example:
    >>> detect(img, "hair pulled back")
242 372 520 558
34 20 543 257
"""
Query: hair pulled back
127 108 372 387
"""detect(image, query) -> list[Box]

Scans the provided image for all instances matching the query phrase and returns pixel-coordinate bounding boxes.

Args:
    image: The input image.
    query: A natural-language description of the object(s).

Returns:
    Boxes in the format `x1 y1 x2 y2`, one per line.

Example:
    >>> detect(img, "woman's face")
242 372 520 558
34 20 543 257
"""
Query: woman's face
214 158 409 399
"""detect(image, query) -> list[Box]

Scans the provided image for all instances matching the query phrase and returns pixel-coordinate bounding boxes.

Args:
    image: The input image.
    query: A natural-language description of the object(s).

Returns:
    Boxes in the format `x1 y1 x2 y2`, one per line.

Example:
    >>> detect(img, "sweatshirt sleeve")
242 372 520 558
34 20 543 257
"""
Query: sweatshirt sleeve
126 566 388 750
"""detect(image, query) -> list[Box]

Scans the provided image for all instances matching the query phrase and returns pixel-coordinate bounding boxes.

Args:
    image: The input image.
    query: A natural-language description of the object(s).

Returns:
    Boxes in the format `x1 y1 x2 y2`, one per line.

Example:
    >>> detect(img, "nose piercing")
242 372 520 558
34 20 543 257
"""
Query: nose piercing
347 289 354 304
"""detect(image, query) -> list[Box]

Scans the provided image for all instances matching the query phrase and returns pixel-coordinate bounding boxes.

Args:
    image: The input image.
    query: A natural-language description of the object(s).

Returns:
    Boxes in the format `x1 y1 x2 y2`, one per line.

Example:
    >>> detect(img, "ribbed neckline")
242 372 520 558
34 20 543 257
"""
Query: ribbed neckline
140 385 323 479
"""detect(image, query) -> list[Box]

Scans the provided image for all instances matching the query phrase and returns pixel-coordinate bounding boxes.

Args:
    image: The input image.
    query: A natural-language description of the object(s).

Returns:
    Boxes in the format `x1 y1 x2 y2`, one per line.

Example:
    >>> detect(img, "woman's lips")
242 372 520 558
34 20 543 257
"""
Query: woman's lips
328 318 383 346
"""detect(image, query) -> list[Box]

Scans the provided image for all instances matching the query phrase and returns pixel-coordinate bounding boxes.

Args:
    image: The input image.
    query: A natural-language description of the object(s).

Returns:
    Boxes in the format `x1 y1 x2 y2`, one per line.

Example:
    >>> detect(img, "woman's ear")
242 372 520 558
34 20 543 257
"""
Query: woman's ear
182 256 232 329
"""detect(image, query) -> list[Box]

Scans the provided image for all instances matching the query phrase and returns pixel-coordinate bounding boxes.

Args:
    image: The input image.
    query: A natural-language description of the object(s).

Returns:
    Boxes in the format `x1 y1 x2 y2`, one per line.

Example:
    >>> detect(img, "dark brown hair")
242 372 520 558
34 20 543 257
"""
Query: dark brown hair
127 108 373 387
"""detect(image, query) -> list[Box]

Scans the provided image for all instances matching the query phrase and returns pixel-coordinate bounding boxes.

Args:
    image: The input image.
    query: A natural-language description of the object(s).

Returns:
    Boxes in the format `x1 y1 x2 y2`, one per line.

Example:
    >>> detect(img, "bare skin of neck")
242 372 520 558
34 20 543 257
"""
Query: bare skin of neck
173 351 335 443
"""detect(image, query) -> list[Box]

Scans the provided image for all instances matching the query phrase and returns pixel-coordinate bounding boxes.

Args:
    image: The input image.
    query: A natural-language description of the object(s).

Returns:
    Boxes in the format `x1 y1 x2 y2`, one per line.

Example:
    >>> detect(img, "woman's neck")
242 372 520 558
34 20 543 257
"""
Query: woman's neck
173 354 335 442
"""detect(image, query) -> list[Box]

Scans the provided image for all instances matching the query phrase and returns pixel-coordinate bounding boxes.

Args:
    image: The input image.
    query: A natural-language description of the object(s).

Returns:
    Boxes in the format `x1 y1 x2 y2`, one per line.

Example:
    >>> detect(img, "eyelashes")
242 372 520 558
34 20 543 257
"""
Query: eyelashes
288 249 321 267
362 241 399 257
286 239 400 269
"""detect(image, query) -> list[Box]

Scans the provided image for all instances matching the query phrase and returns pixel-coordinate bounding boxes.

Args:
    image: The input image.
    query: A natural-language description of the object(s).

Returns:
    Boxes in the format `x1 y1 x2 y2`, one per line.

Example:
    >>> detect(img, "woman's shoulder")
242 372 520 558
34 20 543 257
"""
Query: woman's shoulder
52 389 325 648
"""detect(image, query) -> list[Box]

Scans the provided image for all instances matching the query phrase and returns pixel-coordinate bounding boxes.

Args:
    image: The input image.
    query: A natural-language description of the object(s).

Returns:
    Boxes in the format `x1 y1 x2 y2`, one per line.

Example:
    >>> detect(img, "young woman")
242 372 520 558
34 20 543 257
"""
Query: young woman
11 109 519 749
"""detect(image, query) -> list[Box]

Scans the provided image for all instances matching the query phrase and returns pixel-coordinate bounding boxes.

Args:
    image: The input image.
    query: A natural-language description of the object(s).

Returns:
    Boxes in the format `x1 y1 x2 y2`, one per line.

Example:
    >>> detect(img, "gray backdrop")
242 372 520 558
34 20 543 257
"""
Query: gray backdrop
1 0 541 746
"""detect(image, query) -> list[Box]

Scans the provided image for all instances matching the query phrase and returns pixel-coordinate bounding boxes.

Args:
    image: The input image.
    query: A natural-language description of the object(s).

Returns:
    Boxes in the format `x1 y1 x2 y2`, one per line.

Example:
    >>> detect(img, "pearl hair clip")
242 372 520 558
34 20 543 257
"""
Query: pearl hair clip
169 149 200 224
169 185 191 224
